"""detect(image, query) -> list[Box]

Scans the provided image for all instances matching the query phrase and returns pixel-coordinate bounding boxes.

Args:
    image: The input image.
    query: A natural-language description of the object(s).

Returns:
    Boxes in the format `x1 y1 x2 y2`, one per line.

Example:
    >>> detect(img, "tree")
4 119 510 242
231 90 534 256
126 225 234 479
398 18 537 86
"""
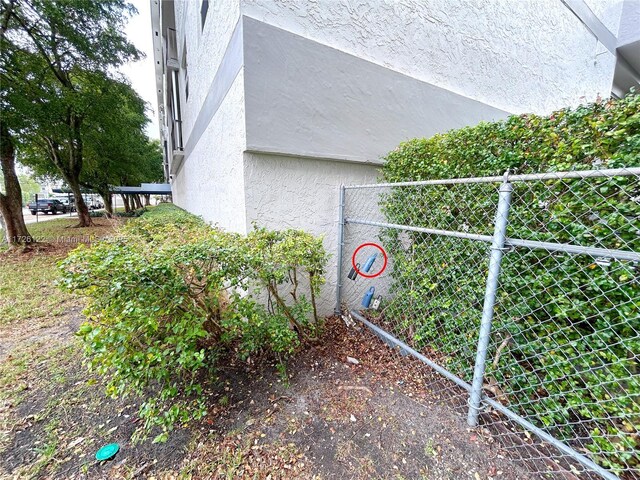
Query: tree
0 123 33 245
0 0 33 245
0 0 140 226
78 76 163 217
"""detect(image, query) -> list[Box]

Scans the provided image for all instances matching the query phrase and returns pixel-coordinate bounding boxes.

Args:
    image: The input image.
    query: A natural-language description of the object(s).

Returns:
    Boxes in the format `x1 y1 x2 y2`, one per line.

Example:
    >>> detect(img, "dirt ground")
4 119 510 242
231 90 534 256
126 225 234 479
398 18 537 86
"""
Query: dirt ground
0 312 535 479
1 221 536 479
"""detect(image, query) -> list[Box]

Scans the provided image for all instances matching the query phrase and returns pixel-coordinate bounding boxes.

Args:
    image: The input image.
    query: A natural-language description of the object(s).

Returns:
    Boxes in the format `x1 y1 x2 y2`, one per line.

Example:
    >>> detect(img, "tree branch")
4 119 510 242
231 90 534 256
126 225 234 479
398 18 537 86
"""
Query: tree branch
11 9 71 88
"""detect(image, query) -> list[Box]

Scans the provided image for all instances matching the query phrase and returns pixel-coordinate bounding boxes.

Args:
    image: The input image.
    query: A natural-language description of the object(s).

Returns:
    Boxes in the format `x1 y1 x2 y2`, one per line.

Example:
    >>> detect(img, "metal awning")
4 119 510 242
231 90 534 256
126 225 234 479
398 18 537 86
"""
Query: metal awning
111 183 172 195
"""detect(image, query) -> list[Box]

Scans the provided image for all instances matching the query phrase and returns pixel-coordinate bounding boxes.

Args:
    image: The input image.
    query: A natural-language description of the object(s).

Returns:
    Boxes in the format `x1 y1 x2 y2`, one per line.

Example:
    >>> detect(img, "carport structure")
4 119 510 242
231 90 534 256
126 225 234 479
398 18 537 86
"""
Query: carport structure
110 183 172 214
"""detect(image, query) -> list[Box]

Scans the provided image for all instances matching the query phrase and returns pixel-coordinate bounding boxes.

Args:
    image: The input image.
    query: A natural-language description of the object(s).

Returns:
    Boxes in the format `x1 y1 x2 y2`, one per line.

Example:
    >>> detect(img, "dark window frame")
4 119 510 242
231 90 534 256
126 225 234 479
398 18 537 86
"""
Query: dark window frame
182 40 189 101
200 0 209 30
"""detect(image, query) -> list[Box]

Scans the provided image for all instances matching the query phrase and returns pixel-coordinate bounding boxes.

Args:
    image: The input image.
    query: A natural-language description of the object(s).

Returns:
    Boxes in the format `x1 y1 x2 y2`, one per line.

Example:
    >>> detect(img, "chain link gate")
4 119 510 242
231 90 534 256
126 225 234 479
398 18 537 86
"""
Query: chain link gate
335 167 640 479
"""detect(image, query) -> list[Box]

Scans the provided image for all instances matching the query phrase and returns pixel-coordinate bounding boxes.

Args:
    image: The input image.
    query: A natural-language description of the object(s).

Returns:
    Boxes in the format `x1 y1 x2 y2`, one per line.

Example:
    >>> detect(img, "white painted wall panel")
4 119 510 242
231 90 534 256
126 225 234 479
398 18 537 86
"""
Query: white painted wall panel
174 0 240 142
172 71 247 233
583 0 624 34
242 0 619 114
244 18 508 163
243 153 380 315
618 0 640 45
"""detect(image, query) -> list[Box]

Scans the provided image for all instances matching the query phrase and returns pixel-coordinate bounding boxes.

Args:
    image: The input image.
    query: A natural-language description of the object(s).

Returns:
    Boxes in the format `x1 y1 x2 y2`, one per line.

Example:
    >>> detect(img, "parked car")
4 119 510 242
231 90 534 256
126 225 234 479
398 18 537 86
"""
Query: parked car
59 197 76 212
82 195 103 210
28 199 67 215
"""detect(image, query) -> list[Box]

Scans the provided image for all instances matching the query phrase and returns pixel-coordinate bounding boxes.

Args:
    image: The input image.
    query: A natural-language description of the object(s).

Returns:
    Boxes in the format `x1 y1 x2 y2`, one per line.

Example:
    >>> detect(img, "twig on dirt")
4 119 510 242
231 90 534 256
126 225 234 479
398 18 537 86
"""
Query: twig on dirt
131 461 153 478
270 395 294 404
337 385 373 395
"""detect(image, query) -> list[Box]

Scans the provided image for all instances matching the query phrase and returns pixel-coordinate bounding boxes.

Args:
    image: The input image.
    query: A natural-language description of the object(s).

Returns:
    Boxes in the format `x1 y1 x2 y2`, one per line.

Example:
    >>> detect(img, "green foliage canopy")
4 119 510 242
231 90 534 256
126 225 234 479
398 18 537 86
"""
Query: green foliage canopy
0 0 142 224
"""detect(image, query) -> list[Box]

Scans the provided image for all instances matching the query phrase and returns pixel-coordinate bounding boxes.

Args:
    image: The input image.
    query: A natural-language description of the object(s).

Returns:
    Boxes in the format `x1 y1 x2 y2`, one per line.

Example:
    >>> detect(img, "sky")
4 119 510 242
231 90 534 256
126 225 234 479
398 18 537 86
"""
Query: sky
120 0 160 139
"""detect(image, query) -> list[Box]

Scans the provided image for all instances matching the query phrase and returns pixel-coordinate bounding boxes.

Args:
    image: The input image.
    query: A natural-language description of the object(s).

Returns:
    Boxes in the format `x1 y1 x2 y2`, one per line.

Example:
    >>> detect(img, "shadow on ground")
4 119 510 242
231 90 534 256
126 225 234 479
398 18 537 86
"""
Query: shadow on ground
1 314 534 479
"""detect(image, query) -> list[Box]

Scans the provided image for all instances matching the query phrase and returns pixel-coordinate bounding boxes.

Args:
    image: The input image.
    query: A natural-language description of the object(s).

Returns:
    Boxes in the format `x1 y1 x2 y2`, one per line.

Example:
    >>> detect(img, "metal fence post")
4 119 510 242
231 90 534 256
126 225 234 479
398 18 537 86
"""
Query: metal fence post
468 173 512 427
335 185 346 315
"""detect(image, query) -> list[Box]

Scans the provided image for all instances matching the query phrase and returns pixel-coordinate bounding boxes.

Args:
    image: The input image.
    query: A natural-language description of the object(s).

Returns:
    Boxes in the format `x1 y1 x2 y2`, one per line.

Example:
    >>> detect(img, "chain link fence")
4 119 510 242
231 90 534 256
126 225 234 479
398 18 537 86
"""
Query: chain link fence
336 168 640 479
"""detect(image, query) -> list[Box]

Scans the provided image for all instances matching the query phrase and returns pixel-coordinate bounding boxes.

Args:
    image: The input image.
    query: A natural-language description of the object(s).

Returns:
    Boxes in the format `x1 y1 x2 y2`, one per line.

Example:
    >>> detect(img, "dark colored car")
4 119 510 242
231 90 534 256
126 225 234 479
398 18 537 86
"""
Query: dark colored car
28 199 67 215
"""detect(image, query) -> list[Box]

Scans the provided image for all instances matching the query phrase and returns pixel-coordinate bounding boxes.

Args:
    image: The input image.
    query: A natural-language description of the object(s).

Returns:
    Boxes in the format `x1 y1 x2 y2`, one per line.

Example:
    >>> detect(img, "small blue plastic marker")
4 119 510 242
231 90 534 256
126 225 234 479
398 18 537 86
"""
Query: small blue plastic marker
363 253 378 273
362 286 375 308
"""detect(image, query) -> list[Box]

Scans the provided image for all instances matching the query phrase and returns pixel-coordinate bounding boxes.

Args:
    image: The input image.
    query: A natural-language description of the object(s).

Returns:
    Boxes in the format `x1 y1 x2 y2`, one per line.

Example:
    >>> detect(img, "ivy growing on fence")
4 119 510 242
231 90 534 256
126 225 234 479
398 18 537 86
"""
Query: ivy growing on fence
381 94 640 473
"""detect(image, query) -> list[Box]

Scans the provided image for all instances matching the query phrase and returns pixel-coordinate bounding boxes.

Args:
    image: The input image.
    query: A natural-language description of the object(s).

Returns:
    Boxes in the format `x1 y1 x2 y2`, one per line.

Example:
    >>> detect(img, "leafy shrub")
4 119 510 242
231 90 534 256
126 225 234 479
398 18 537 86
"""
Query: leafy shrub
59 204 327 441
90 207 148 218
381 94 640 472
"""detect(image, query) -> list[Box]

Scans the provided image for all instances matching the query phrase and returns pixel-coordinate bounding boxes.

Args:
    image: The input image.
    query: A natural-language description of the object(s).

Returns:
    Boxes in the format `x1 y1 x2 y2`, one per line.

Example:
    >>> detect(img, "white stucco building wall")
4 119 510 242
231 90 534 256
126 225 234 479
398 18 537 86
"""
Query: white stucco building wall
243 0 621 115
152 0 635 315
171 70 247 233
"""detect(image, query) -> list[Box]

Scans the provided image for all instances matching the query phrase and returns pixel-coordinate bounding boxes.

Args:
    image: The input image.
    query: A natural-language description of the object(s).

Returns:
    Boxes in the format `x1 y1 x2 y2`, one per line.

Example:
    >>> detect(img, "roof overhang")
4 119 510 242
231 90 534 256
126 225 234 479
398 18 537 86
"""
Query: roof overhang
613 0 640 96
111 183 172 195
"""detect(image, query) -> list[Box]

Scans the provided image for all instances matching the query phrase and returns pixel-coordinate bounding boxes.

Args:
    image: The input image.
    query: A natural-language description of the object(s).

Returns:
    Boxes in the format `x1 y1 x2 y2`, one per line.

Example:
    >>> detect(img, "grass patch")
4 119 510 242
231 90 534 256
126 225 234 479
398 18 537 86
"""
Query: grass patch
0 217 124 325
26 418 60 478
28 217 115 243
0 253 73 325
0 341 77 408
0 341 74 455
0 343 34 403
0 340 96 478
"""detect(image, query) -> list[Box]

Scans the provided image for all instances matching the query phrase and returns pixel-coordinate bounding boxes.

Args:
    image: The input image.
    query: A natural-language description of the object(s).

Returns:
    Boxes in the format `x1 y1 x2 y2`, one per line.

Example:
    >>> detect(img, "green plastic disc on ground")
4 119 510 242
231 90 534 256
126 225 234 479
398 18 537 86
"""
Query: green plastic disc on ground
95 443 119 461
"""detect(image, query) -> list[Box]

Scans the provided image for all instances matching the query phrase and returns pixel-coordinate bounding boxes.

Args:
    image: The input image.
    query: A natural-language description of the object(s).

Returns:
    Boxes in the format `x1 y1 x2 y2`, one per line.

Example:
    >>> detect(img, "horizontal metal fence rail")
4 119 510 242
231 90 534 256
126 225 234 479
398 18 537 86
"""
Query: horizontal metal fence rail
337 167 639 479
344 218 640 263
344 166 640 188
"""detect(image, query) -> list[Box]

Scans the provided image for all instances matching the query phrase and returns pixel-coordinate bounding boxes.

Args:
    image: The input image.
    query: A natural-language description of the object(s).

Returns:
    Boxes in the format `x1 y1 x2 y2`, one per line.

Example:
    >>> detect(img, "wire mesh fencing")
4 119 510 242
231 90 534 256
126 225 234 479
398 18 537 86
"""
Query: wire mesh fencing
336 168 640 480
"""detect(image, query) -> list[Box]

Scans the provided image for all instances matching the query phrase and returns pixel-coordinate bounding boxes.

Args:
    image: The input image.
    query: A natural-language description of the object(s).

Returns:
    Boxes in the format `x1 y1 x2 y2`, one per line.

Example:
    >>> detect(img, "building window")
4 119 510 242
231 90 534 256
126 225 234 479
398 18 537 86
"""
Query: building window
170 71 184 151
201 0 209 30
182 41 189 100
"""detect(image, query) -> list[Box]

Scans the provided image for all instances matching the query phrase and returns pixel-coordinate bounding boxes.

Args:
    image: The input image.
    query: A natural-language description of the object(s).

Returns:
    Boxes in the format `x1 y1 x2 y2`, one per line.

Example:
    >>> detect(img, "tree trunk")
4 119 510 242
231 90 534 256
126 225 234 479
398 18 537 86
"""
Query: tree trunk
65 176 92 227
43 135 92 227
122 194 131 212
68 116 92 227
0 213 6 245
101 191 113 217
0 124 33 245
133 194 143 210
143 194 150 206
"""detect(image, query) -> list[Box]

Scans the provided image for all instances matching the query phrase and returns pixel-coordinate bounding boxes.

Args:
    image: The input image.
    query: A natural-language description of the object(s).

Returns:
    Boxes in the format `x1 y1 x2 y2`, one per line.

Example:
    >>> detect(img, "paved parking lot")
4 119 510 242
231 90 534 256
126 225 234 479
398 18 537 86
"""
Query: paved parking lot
22 208 78 225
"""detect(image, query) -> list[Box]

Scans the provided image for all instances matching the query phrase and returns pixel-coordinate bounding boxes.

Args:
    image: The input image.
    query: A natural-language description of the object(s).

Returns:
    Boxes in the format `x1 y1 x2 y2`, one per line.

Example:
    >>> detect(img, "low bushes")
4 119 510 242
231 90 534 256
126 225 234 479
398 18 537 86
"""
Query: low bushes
381 94 639 472
90 207 147 218
59 204 327 441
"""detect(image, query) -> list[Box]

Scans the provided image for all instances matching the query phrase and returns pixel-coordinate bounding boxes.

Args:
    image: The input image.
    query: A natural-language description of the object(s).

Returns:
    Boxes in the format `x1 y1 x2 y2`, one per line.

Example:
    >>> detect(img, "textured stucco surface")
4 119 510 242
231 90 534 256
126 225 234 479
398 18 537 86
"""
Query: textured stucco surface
167 0 626 315
172 70 247 234
184 19 243 158
243 17 508 163
243 152 380 315
618 0 640 44
242 0 618 114
583 0 623 34
173 0 240 143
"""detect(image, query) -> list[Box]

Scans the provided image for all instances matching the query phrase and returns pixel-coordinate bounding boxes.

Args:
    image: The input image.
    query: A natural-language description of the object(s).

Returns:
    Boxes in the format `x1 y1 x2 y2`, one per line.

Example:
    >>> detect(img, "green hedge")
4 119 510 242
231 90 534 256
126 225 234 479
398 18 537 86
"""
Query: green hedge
59 204 327 441
381 95 640 473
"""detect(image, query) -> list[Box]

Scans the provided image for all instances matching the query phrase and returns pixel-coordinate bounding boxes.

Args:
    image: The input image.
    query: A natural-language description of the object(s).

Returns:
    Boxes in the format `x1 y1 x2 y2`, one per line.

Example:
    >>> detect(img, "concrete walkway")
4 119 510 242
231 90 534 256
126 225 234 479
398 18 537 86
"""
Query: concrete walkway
22 208 78 225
